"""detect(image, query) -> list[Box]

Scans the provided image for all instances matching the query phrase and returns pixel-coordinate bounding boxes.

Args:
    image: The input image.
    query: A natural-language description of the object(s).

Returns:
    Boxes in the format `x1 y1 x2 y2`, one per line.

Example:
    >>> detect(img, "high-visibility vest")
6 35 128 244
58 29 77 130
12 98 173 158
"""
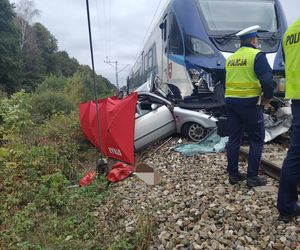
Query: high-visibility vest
225 47 262 98
283 18 300 99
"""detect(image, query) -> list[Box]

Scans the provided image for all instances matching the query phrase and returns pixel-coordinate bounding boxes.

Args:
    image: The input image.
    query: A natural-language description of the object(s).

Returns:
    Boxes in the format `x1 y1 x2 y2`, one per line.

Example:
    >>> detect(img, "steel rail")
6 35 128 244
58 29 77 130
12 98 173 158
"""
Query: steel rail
273 134 290 147
240 148 300 192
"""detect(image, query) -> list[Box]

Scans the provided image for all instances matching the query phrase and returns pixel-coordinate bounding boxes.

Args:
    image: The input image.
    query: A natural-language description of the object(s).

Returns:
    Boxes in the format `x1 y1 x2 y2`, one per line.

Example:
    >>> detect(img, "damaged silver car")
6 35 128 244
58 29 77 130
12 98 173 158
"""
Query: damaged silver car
133 74 291 151
134 91 217 151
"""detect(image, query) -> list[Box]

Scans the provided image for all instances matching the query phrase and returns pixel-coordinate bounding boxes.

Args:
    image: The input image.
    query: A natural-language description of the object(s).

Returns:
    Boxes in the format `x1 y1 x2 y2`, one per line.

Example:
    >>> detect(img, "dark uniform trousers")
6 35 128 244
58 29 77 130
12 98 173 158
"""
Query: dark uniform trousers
226 103 265 177
277 100 300 215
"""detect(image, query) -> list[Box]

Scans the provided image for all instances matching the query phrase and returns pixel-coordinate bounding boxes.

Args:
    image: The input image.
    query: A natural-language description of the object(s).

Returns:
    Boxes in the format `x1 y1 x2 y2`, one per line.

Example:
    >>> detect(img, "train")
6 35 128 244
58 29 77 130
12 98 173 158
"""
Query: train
127 0 288 114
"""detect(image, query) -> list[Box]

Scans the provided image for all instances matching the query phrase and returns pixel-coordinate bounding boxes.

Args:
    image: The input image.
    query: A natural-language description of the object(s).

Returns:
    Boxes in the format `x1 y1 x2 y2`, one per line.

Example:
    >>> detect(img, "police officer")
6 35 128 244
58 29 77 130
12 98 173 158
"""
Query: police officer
277 18 300 223
225 25 275 187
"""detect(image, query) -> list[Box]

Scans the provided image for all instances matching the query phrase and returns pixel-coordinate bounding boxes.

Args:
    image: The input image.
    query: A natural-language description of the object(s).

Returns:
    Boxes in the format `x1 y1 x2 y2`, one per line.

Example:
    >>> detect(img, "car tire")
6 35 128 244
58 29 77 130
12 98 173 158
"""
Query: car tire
182 122 211 142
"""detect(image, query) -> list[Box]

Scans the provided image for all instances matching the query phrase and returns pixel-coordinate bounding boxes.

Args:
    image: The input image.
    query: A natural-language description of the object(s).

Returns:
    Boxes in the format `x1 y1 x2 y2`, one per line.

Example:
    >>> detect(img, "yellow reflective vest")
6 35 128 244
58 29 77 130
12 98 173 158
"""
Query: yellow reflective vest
225 47 262 98
283 18 300 99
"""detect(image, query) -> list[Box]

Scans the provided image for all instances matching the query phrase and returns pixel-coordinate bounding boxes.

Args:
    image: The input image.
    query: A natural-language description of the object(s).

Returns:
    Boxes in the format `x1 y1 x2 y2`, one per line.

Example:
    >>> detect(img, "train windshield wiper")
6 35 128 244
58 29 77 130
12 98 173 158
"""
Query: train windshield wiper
257 29 279 40
215 32 238 40
211 32 238 44
257 29 270 37
257 29 270 33
213 29 278 41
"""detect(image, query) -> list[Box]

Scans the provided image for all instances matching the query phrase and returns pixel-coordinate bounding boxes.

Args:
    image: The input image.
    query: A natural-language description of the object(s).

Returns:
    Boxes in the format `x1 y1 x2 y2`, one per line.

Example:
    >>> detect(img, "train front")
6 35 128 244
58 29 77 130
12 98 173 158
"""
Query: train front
170 0 287 104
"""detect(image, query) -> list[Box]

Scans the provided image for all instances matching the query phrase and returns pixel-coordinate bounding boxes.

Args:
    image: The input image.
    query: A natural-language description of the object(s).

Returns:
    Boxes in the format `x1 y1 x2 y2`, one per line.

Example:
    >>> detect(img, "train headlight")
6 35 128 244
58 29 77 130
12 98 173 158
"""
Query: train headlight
188 68 213 93
189 36 215 56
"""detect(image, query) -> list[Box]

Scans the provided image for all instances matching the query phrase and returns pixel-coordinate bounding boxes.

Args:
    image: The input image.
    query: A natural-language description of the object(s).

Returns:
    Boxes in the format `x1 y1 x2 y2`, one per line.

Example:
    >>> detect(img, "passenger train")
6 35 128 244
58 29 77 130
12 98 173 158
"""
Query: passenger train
127 0 288 112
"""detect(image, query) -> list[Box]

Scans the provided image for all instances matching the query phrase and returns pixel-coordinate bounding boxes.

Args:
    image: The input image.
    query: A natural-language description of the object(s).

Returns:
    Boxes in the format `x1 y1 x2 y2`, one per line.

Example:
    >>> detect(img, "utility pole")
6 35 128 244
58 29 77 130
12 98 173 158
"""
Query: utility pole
104 57 129 91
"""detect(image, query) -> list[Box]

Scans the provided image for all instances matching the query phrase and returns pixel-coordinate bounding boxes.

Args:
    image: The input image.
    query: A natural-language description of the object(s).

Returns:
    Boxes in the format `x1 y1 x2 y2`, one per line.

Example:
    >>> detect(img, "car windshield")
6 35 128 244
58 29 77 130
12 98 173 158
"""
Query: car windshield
195 0 278 35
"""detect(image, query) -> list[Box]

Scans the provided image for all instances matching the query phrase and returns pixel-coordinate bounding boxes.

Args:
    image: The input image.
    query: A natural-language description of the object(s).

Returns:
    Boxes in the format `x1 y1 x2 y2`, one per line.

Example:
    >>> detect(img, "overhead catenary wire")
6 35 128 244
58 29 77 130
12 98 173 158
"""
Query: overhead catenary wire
140 0 163 46
95 0 111 58
104 57 130 91
133 0 165 64
95 0 169 87
134 0 170 70
95 0 104 59
103 0 109 58
95 0 119 85
109 0 111 57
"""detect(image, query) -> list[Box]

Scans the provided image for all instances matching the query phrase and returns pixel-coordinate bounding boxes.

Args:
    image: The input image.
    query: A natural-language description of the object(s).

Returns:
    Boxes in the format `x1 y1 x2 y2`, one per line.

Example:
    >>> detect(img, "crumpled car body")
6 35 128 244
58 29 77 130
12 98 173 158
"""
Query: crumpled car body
134 92 217 151
264 106 291 142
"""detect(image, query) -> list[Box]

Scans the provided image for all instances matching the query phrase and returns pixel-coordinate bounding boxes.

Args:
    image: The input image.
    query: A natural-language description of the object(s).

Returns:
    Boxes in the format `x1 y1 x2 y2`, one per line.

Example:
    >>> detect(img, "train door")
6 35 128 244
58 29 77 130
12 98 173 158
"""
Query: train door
167 12 193 97
160 12 194 98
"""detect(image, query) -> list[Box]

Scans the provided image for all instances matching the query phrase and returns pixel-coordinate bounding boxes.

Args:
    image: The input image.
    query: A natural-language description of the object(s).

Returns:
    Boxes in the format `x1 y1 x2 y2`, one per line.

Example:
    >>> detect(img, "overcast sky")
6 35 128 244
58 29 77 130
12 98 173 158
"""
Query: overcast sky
11 0 300 88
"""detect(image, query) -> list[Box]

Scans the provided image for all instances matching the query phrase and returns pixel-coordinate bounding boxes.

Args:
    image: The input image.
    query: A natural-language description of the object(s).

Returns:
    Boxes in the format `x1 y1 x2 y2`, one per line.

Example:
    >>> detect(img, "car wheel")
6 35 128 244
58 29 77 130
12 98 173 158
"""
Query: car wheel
182 122 211 142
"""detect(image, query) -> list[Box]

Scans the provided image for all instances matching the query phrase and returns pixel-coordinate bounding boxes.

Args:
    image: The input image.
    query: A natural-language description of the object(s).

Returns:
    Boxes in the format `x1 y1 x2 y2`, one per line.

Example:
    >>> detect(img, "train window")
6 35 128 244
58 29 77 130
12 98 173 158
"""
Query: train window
196 0 278 34
144 53 148 72
148 48 153 69
152 44 157 67
169 14 183 55
140 51 144 73
133 69 140 88
186 36 215 56
164 20 167 41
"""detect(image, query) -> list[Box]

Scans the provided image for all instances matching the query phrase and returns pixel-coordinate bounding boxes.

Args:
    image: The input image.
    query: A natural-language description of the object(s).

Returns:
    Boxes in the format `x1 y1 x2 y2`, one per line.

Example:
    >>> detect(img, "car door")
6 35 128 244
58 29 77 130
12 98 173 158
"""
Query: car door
134 93 176 151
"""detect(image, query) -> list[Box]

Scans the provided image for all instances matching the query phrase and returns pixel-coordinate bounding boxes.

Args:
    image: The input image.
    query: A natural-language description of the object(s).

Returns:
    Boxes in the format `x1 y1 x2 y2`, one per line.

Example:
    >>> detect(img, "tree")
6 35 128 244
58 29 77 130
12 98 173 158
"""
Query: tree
21 23 44 91
33 22 57 54
77 65 115 101
0 0 23 93
13 0 44 91
1 1 115 95
50 51 80 77
33 22 58 74
15 0 40 50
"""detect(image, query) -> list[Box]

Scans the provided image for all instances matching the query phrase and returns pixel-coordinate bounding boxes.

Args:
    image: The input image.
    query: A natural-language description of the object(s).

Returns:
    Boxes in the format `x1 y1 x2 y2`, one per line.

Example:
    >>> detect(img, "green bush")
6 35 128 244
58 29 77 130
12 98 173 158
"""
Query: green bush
77 66 115 102
35 75 68 93
0 84 155 249
0 90 33 133
31 90 75 122
64 73 85 105
0 176 110 249
0 107 106 248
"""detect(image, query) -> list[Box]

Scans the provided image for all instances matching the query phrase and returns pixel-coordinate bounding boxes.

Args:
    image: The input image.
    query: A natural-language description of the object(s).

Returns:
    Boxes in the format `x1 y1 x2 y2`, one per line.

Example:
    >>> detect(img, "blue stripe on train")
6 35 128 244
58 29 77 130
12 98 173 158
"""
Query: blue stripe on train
168 54 185 66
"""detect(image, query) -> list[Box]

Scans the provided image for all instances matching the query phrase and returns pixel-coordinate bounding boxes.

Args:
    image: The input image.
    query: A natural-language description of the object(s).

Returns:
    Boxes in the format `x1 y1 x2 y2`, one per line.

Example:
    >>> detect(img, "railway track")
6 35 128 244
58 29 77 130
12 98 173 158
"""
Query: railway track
240 135 300 192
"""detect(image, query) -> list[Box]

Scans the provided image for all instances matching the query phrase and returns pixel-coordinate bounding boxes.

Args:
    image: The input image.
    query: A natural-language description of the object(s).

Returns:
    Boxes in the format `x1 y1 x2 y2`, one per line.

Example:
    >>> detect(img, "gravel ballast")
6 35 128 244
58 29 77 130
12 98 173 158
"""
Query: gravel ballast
97 137 300 249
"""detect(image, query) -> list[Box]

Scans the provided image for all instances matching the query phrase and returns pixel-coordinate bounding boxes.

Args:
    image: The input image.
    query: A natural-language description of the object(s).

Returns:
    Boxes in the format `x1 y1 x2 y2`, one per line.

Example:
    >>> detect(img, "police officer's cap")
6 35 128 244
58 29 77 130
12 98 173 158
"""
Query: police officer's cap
236 25 260 40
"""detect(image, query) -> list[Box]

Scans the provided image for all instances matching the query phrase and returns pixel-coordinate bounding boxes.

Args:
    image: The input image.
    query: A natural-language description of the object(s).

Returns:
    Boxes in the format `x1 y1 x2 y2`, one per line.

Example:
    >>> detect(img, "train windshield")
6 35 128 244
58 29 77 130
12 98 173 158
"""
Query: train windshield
196 0 278 35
